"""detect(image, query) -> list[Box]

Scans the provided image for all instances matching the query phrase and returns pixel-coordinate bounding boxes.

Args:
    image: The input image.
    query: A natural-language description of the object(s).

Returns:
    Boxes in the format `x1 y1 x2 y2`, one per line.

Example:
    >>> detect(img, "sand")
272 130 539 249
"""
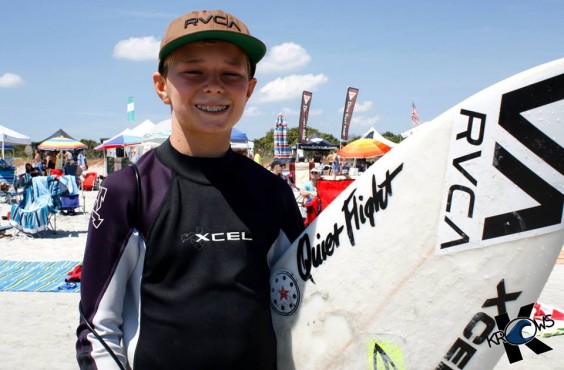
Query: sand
0 170 562 369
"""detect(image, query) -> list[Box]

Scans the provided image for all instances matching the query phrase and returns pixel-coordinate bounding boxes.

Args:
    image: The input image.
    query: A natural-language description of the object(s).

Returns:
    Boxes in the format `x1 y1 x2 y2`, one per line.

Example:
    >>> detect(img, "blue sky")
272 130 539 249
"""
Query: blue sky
1 0 562 142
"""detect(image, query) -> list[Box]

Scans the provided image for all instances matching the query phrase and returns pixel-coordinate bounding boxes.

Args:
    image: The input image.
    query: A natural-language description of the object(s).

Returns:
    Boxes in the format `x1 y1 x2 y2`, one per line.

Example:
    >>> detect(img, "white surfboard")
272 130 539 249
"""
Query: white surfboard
270 58 564 370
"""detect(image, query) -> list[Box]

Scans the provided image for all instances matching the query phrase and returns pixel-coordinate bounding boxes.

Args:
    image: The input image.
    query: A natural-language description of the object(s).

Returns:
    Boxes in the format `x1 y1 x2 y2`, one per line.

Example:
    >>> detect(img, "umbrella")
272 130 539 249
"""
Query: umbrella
94 134 143 150
337 138 392 159
38 136 87 151
274 113 292 158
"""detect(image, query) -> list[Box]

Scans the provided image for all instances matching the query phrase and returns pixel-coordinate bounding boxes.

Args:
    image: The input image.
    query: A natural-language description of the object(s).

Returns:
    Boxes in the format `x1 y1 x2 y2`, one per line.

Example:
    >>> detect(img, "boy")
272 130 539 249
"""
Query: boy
76 10 304 369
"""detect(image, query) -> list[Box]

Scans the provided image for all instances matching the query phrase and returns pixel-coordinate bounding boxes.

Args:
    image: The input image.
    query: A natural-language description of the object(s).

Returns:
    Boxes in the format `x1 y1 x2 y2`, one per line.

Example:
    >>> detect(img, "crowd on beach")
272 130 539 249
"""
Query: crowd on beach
28 148 88 177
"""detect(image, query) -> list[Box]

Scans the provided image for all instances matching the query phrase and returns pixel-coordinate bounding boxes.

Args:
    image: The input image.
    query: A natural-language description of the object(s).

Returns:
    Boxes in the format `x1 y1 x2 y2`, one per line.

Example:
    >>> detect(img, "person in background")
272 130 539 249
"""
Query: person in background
254 148 263 165
24 163 40 177
64 149 74 164
300 167 321 202
64 159 82 177
299 167 322 225
45 152 55 175
77 149 87 171
76 9 304 370
55 151 63 170
270 159 284 177
270 159 294 188
332 153 341 179
33 149 42 167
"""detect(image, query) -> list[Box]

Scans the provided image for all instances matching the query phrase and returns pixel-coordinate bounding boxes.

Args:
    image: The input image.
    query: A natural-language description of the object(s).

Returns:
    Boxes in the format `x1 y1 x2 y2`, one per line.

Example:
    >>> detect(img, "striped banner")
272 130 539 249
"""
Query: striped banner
274 113 292 158
0 260 80 292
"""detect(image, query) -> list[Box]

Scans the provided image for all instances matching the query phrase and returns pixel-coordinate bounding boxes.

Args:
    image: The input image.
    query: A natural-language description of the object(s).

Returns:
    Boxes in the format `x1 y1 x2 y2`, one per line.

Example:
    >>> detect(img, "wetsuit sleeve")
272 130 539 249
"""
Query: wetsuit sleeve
76 167 140 369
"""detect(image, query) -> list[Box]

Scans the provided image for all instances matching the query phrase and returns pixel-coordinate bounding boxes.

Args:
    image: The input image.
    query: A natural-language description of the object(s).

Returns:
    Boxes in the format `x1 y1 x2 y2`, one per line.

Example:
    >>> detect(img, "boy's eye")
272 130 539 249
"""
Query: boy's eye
183 70 202 75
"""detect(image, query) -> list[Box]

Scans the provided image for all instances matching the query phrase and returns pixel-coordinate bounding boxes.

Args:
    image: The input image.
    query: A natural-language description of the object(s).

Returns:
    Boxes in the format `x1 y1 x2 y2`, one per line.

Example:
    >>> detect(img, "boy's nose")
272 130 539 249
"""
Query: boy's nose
203 75 224 93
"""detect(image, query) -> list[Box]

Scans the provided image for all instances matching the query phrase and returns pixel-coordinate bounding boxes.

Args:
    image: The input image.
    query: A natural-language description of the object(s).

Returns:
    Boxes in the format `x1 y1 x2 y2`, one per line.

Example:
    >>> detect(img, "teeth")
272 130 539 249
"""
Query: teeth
196 105 227 112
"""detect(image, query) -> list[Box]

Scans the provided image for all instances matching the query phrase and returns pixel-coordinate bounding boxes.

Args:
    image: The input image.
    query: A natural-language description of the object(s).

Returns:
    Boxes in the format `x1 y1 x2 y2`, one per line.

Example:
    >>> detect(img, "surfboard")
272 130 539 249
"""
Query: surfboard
270 58 564 370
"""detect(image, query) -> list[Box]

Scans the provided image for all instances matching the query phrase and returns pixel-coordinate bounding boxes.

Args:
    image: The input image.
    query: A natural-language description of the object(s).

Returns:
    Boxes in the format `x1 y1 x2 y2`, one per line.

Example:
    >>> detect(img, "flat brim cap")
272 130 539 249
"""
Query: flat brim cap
159 10 267 66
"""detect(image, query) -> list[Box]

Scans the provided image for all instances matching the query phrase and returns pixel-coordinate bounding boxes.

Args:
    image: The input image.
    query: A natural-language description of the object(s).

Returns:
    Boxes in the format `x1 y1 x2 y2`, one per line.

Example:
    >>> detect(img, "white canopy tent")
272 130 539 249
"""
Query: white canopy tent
0 124 32 159
361 127 397 147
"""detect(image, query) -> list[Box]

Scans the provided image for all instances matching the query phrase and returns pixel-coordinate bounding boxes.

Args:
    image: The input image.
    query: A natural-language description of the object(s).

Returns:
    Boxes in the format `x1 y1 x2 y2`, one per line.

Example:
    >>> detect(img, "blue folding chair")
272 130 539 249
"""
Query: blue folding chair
9 175 63 237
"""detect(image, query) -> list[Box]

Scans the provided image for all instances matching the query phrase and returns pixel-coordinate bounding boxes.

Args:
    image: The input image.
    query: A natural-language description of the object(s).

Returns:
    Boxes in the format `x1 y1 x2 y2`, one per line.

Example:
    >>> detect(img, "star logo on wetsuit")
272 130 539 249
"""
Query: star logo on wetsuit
270 270 300 316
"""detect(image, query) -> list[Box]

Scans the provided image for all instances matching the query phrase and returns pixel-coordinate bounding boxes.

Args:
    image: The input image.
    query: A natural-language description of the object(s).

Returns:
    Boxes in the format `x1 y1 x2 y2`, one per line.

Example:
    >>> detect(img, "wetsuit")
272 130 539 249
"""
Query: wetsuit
76 140 304 369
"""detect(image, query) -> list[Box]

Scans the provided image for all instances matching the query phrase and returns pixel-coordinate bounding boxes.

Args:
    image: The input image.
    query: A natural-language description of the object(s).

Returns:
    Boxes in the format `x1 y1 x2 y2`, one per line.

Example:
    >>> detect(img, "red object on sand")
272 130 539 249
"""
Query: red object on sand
82 172 98 191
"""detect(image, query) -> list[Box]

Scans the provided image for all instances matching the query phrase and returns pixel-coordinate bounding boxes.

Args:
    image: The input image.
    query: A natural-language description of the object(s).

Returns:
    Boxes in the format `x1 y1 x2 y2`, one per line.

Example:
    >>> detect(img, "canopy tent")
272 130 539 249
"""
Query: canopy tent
0 124 32 159
127 119 155 137
142 119 171 145
294 133 338 151
230 127 248 143
39 128 77 143
361 127 397 148
94 134 143 150
38 136 87 151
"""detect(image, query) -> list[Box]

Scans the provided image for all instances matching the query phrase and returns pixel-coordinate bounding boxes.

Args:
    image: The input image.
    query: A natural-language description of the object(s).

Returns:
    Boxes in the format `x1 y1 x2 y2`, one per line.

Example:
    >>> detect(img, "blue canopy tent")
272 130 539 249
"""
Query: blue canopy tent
230 128 248 143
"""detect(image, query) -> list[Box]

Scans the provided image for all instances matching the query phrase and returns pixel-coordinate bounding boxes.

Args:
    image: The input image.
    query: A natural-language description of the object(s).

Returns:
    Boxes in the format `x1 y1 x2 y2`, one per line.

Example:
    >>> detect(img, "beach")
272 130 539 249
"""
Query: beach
0 175 562 369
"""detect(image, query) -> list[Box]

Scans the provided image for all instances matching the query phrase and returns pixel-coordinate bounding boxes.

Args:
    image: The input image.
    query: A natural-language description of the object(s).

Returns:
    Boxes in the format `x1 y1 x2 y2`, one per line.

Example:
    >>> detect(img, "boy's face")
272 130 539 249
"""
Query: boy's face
153 40 257 139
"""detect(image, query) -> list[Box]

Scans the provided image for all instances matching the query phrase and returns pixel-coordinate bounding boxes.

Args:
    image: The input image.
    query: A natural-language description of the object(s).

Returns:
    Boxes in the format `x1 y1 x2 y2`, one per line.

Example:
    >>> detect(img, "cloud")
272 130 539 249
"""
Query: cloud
353 100 373 113
112 36 159 61
244 106 262 117
257 74 329 103
0 73 24 88
351 114 382 131
258 42 311 74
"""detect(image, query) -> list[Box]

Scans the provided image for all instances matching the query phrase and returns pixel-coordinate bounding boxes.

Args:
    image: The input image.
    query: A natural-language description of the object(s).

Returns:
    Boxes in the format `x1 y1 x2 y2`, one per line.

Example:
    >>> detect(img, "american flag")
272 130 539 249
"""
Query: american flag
411 102 420 126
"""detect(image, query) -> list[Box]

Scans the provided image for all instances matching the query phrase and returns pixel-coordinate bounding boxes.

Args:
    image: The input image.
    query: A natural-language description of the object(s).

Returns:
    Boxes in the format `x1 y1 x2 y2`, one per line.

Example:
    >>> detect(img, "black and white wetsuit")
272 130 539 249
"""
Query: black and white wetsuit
76 140 304 369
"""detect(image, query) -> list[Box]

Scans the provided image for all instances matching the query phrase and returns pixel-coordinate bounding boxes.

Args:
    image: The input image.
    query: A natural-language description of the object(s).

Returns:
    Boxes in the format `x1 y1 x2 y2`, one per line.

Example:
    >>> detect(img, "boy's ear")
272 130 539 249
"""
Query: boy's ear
246 78 257 101
153 72 171 105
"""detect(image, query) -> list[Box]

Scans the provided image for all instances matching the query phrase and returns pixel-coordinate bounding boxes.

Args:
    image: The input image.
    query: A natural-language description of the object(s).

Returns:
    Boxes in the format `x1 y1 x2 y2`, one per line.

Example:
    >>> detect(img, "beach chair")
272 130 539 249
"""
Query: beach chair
9 175 63 237
59 175 80 215
0 162 18 204
82 172 98 191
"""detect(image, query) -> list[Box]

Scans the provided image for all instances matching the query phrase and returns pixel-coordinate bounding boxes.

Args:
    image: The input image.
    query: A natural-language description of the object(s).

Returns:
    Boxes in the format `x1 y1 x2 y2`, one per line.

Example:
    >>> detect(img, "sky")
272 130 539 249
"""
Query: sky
1 0 562 143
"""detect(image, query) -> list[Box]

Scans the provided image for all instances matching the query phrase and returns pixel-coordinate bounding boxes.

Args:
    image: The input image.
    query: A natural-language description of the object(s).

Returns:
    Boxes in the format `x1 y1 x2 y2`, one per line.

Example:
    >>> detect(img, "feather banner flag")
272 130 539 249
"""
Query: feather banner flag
274 113 292 158
298 91 312 144
411 102 420 126
340 87 359 141
127 96 135 122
